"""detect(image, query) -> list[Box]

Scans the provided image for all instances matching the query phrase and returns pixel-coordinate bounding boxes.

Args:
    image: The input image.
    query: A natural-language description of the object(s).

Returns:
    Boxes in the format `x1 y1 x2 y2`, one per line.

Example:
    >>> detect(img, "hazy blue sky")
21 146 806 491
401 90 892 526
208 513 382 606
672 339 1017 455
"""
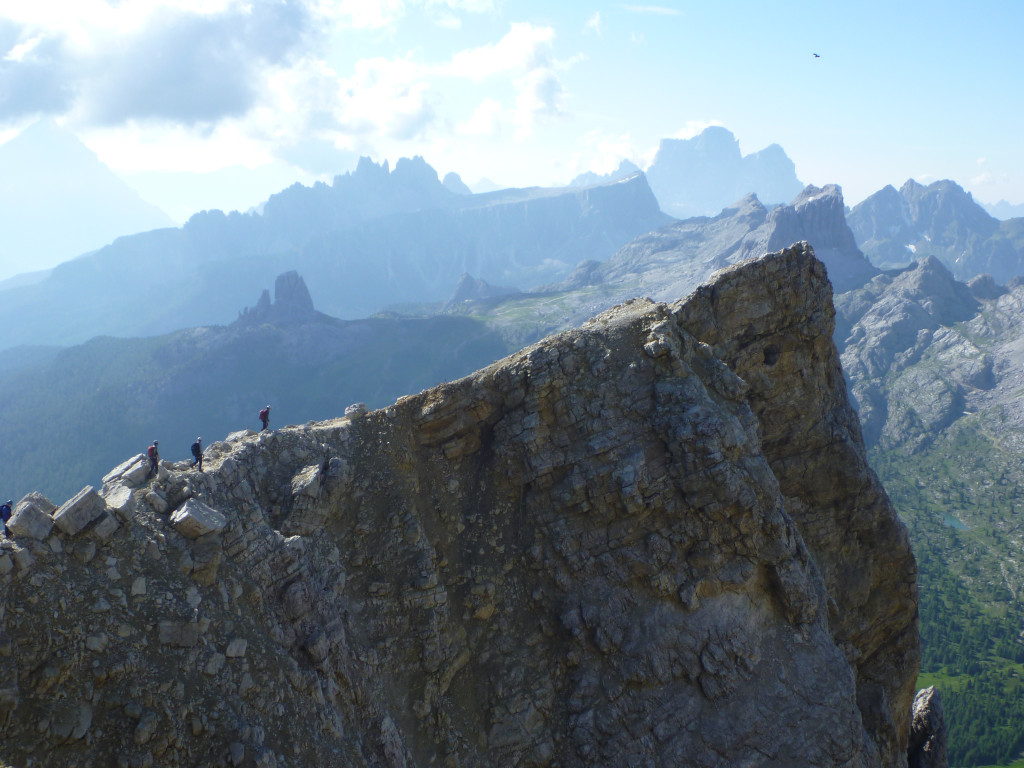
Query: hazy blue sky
1 0 1022 220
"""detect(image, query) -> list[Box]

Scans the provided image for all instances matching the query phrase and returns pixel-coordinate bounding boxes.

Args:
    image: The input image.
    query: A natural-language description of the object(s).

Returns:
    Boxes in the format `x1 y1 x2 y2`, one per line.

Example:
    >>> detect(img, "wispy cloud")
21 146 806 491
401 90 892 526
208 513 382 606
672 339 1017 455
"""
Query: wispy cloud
583 12 603 35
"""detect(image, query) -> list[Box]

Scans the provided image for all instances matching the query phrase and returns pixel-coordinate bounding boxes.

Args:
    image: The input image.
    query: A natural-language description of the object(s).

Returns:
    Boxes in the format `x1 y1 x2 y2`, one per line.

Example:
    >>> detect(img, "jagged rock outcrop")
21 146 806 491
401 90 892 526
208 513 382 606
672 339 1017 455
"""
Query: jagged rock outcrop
847 179 1024 283
441 273 522 311
553 184 878 315
907 687 947 768
237 271 321 325
836 256 983 449
0 244 918 768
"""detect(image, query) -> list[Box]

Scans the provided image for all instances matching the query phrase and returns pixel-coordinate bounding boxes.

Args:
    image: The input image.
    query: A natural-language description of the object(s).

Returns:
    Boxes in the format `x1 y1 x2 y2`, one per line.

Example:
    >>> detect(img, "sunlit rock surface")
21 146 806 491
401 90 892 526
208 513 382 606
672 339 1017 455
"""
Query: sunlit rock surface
0 244 918 768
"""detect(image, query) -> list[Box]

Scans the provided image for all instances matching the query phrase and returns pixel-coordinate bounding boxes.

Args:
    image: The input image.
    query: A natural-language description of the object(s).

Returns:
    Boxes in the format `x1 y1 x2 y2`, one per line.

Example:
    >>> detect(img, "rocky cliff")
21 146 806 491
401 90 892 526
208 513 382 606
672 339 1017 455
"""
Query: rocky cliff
847 179 1024 283
0 244 919 768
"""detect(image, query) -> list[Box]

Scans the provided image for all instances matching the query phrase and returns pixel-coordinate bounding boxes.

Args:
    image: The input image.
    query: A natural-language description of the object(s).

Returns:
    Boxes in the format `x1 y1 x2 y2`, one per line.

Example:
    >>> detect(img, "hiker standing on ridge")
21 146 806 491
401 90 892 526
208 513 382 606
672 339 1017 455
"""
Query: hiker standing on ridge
259 405 271 431
1 499 12 536
147 440 160 478
191 437 204 472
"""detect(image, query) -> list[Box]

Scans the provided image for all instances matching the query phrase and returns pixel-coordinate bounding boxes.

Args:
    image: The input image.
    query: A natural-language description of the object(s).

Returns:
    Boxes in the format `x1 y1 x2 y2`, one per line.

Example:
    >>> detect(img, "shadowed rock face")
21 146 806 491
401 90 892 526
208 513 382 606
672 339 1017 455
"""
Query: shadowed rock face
0 244 917 768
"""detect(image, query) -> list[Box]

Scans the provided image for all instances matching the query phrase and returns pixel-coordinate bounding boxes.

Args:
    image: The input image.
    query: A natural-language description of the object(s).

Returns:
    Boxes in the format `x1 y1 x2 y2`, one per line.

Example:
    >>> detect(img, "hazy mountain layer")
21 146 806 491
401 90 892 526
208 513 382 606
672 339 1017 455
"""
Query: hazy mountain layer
453 184 879 347
0 159 669 351
644 126 804 219
0 120 174 280
0 274 515 503
847 179 1024 283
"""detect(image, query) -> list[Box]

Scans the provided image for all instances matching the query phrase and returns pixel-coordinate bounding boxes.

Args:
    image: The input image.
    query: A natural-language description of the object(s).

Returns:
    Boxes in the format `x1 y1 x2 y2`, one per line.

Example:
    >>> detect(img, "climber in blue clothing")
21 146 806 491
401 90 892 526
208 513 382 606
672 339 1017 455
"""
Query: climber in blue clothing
1 499 12 536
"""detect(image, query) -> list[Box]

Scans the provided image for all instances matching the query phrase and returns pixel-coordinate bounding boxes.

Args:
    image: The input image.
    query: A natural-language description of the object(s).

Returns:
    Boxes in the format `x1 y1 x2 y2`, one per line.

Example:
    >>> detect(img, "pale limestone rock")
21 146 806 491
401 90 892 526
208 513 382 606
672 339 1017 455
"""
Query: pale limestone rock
131 576 147 596
102 454 150 488
52 486 106 536
908 686 948 768
344 402 368 418
170 499 227 539
8 494 55 539
102 484 137 521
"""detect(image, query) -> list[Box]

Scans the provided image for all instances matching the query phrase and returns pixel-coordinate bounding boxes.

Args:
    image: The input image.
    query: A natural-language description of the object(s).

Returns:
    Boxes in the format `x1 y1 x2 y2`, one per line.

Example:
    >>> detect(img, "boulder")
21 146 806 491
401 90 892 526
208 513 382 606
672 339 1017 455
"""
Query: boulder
8 493 56 539
101 485 137 521
102 454 150 487
344 402 369 419
170 499 228 539
52 487 107 536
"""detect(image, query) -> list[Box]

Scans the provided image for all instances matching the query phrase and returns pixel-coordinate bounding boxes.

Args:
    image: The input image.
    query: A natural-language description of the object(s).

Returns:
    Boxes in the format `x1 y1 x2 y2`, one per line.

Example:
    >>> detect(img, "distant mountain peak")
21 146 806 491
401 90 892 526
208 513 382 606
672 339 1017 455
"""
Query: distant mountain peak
847 178 1017 280
237 271 322 326
0 120 174 280
644 126 804 219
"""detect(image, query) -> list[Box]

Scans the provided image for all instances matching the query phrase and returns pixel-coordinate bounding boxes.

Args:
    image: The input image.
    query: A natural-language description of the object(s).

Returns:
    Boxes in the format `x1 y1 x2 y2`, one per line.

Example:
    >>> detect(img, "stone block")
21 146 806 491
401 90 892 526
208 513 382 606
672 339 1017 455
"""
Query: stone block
171 499 228 539
53 486 106 536
102 485 137 521
102 454 150 488
8 495 55 540
90 512 120 542
146 491 168 514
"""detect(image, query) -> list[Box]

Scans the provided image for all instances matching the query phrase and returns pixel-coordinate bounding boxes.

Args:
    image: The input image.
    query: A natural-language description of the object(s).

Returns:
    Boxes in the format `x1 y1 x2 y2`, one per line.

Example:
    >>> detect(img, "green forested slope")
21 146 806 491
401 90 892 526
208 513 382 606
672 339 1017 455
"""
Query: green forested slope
873 423 1024 767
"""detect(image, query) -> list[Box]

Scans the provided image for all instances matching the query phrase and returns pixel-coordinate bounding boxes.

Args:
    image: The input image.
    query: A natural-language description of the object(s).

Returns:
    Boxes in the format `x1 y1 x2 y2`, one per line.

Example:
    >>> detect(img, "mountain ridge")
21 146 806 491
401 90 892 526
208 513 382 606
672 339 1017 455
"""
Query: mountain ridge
0 244 921 768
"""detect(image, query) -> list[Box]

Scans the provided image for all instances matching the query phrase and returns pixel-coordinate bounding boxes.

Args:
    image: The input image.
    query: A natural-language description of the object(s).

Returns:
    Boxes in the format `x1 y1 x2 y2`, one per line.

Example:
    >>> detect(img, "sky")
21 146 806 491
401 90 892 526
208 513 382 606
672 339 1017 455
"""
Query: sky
1 0 1023 225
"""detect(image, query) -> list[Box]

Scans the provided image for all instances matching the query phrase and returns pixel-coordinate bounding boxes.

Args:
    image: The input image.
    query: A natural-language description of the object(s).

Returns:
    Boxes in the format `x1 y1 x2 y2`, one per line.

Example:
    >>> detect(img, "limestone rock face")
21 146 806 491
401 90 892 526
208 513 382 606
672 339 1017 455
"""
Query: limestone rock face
0 244 918 768
836 256 982 449
907 687 947 768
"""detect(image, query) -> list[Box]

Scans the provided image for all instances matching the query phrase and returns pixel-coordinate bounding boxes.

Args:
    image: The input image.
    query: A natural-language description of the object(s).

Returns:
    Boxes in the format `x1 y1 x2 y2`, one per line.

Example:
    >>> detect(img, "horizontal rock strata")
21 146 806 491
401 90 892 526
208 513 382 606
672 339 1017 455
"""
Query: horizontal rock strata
0 243 917 768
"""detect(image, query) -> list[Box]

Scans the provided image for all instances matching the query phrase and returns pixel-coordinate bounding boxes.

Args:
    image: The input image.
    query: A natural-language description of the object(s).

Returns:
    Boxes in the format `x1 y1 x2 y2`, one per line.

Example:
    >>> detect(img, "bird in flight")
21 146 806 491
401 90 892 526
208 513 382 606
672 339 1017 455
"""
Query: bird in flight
813 53 821 58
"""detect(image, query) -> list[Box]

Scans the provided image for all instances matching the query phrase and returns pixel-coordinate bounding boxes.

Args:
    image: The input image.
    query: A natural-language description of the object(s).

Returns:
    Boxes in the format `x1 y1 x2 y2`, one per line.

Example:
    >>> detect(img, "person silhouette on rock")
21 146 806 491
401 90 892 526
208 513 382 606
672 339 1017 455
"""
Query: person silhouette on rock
259 405 271 431
146 440 160 479
190 437 203 472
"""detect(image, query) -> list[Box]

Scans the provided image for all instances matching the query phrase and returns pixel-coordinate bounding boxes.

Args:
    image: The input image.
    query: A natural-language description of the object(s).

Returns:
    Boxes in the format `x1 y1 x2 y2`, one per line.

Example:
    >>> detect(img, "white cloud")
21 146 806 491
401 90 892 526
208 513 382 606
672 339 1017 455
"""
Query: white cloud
314 0 493 30
443 22 556 81
567 130 636 178
459 97 503 136
513 68 564 139
334 55 436 141
325 0 407 29
583 12 603 35
437 23 569 139
673 120 723 139
971 172 993 186
3 34 43 62
434 13 462 29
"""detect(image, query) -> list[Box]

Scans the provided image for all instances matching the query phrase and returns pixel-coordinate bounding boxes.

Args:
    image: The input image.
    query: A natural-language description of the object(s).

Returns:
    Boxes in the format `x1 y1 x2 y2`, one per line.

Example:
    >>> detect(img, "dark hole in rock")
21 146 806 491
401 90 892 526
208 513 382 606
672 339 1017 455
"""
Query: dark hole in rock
763 345 781 366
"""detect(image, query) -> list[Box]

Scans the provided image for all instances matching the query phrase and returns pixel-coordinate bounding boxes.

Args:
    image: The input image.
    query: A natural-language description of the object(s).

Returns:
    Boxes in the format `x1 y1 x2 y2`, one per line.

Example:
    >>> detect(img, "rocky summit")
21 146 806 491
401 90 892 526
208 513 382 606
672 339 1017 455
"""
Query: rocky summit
0 244 920 768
